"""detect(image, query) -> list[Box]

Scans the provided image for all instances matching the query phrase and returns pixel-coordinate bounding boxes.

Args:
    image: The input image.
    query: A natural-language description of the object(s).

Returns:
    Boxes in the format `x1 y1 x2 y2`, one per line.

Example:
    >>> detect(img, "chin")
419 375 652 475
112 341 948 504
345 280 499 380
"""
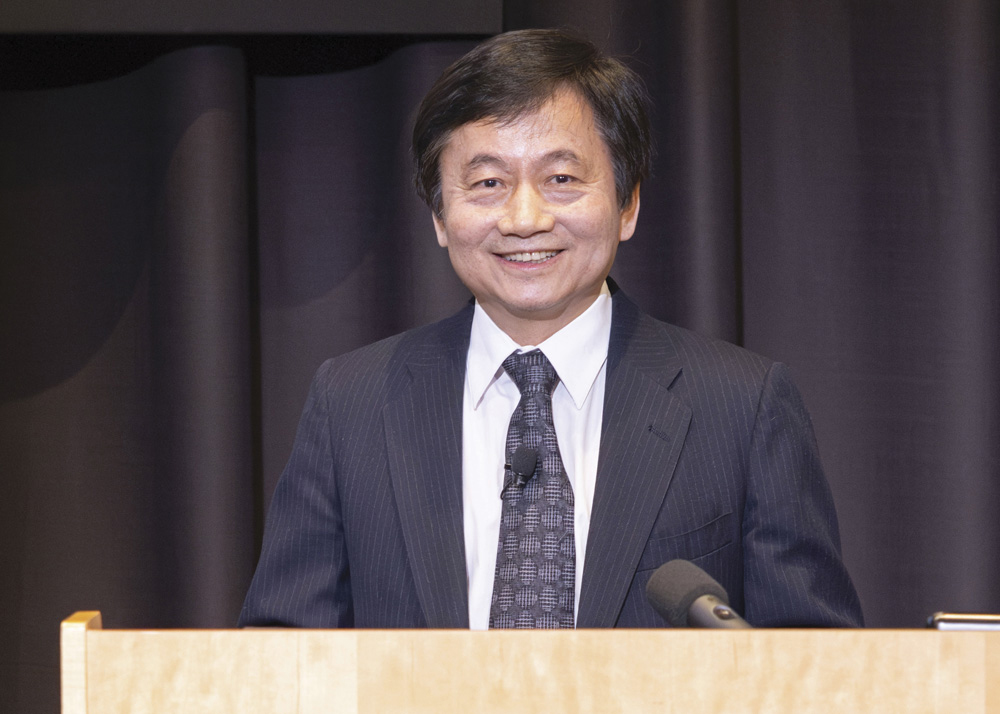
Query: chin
506 299 572 321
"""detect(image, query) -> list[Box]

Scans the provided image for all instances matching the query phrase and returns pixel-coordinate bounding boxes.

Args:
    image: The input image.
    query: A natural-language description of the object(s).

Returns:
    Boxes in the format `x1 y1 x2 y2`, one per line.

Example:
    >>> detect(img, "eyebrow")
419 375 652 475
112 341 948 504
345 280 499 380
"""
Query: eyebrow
463 154 510 177
541 149 584 166
461 149 585 178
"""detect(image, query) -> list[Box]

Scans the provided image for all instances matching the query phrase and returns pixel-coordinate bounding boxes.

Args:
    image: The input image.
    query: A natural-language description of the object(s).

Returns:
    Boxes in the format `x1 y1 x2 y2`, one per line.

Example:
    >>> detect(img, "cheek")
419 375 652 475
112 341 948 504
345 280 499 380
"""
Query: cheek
563 207 626 247
443 210 495 249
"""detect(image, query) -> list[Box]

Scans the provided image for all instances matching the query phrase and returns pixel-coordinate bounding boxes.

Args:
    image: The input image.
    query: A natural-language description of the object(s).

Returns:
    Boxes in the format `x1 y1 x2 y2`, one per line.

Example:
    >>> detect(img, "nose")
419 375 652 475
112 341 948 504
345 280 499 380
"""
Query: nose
497 184 555 237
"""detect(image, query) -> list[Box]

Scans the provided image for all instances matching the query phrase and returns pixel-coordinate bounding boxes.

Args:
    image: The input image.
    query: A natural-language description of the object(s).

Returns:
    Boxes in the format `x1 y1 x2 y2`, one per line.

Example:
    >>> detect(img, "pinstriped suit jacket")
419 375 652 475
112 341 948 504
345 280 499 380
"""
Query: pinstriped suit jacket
239 286 863 628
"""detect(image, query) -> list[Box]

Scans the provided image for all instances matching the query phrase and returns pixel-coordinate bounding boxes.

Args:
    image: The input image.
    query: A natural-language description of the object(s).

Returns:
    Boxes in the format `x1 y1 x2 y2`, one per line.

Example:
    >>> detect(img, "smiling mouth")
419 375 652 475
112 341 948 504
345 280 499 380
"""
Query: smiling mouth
500 250 561 264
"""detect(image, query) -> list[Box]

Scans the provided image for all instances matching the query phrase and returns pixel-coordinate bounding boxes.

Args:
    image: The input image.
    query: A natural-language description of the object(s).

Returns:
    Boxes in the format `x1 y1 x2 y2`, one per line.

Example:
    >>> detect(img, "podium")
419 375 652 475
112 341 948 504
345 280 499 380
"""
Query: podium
61 611 1000 713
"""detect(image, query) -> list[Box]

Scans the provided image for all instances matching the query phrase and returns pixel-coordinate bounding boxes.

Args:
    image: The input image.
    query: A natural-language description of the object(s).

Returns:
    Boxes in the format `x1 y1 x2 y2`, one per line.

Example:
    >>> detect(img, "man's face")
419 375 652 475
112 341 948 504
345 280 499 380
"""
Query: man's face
433 89 639 344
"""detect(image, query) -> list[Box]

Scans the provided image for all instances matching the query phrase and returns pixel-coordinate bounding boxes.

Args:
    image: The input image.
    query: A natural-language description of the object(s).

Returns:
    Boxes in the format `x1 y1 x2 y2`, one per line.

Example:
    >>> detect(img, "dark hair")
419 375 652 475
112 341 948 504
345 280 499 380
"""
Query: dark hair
412 29 653 216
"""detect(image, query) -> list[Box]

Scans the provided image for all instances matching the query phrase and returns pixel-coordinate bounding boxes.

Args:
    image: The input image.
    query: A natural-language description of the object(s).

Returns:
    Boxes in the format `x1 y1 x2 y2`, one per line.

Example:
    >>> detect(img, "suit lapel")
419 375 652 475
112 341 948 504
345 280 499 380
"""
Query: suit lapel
577 292 692 627
382 306 473 628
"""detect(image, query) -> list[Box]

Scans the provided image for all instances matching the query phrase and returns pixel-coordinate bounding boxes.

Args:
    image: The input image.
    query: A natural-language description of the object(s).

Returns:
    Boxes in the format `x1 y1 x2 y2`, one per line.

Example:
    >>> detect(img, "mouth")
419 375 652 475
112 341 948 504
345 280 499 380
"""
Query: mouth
499 250 561 264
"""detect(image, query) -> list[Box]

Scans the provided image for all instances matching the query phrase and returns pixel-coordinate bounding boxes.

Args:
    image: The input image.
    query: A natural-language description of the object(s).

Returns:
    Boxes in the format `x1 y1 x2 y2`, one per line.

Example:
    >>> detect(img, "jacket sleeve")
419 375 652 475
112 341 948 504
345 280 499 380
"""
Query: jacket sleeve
238 360 354 628
741 362 864 627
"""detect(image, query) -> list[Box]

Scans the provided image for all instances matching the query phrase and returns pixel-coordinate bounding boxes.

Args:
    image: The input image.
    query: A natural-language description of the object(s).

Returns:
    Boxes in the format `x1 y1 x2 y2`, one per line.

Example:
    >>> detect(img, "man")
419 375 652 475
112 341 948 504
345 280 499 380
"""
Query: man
240 29 863 629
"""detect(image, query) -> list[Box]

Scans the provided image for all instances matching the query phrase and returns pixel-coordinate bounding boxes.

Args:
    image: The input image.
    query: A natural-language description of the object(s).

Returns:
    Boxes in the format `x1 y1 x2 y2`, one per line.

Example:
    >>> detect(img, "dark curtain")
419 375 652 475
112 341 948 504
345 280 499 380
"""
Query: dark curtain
1 2 998 711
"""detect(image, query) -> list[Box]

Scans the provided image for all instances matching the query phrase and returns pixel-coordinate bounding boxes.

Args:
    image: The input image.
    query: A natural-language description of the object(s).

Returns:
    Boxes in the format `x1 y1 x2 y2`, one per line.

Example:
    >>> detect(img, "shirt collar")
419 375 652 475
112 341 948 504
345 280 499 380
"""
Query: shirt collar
467 282 612 410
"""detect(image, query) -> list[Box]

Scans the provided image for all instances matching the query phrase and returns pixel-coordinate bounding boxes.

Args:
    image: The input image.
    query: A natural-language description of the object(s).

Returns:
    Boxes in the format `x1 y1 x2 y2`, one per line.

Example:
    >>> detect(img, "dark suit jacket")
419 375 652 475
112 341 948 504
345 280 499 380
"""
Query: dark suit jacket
240 287 863 628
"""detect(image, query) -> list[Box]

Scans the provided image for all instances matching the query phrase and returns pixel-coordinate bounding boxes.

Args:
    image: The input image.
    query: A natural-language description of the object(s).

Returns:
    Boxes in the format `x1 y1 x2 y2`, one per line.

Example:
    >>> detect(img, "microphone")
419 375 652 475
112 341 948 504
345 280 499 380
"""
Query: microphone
645 559 752 629
501 446 538 497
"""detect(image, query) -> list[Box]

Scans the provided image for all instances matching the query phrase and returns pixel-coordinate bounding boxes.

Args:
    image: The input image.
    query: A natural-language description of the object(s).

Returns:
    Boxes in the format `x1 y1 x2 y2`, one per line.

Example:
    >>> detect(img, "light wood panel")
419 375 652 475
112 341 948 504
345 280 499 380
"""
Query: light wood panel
61 612 1000 713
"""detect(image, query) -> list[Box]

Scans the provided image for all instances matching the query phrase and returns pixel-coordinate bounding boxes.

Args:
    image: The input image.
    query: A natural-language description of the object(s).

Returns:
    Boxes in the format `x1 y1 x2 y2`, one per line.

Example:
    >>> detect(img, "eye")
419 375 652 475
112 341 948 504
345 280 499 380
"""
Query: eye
551 174 574 184
477 178 501 189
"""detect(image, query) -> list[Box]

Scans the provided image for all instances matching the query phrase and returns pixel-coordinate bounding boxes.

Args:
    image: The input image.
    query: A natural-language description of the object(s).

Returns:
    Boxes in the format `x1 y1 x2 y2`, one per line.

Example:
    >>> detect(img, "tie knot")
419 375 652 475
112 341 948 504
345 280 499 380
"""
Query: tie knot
502 350 559 396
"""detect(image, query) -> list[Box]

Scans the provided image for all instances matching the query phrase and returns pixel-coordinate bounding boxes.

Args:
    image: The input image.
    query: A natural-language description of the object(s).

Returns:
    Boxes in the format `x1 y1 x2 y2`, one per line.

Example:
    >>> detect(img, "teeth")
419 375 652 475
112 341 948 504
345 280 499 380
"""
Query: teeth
502 251 558 263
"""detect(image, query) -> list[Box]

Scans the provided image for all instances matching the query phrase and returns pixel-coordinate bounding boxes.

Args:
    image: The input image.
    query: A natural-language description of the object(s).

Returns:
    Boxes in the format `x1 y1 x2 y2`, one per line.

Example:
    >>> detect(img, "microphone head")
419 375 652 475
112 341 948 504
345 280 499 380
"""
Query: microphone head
645 559 731 627
510 446 538 480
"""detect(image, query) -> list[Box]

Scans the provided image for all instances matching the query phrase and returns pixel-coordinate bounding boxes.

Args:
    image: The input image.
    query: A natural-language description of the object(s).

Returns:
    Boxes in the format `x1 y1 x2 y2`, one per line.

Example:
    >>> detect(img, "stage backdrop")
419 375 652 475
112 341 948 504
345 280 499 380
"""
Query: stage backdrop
1 1 998 712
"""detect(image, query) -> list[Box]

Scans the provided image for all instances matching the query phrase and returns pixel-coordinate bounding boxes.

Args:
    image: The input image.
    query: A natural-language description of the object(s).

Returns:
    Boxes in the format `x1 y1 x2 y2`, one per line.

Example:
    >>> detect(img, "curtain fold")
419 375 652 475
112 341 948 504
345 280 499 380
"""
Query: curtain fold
147 46 255 626
0 45 254 711
739 0 1000 625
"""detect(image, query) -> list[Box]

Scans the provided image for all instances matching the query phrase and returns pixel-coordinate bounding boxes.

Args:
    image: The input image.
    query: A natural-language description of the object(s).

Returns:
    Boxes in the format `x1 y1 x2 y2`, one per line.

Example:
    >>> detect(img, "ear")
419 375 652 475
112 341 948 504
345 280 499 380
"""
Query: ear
618 185 641 242
432 211 449 248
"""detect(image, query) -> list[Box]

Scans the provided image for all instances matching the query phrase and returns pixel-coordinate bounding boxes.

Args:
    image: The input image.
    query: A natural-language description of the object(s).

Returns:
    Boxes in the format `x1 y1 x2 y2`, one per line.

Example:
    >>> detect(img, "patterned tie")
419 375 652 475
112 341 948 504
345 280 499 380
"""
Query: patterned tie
489 350 575 629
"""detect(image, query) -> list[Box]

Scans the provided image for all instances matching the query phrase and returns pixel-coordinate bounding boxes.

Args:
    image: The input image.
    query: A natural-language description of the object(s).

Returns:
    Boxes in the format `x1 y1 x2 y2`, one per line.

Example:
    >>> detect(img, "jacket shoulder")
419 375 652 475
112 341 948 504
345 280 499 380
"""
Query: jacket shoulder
311 303 473 398
611 291 774 392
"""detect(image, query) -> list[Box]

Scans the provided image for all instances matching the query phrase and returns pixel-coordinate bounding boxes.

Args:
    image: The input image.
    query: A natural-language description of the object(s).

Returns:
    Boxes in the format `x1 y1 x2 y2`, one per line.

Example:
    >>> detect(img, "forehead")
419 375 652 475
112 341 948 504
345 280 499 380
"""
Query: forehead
440 90 612 167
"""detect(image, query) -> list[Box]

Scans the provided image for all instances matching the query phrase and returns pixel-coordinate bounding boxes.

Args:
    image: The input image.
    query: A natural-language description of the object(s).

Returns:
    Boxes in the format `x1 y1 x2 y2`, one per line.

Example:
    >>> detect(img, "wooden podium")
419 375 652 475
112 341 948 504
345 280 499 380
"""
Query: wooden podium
61 611 1000 713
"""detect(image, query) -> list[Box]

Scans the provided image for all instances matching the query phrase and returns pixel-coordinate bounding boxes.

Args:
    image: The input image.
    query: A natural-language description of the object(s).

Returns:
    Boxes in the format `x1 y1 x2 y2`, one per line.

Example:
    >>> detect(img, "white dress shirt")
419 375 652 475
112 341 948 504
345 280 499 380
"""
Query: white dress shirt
462 283 612 629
